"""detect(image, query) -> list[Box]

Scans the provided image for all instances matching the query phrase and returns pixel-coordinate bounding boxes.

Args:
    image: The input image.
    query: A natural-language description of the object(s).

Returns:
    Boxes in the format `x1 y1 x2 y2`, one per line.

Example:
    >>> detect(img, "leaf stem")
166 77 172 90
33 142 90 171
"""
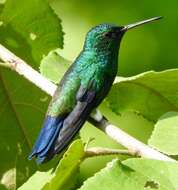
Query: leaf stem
0 44 176 162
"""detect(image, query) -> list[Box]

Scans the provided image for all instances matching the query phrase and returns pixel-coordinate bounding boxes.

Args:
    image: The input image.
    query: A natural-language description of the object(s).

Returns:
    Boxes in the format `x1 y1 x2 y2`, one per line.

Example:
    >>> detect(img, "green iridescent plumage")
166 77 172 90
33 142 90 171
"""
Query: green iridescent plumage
48 24 123 117
29 17 162 163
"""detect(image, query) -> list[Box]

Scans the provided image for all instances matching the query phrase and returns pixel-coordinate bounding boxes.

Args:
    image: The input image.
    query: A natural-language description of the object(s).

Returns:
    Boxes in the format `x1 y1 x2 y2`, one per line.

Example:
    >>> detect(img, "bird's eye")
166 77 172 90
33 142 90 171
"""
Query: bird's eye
103 32 112 38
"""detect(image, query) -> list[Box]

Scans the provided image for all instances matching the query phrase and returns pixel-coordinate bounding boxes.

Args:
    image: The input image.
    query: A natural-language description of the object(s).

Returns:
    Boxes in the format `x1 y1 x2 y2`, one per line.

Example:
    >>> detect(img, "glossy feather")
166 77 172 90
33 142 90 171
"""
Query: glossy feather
29 116 65 163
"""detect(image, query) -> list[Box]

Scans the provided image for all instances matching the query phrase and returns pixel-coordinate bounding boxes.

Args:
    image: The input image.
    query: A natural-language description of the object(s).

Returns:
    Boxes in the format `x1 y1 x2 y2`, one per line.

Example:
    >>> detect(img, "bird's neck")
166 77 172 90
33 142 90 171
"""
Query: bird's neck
95 41 121 69
85 40 120 61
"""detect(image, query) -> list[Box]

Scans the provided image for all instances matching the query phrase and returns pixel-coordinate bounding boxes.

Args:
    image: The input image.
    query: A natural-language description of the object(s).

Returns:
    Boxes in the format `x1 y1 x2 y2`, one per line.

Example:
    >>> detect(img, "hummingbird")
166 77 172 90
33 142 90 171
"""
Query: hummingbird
29 16 162 164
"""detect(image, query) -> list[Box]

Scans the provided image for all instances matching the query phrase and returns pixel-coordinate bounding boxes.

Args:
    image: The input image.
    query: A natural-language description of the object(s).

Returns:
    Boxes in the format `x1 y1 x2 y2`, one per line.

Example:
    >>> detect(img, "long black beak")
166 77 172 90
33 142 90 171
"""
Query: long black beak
122 16 162 31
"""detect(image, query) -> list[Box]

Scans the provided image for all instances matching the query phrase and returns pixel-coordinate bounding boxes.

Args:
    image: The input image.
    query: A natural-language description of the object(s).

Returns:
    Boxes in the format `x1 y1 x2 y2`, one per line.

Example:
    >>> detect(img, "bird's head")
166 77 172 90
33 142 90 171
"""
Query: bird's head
84 24 124 51
84 16 162 51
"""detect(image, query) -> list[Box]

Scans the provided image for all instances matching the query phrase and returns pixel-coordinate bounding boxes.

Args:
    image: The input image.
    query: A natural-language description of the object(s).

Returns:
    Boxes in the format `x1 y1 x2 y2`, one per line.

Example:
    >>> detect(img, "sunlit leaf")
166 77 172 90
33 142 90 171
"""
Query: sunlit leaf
18 139 85 190
40 49 70 83
43 139 85 190
0 0 63 67
148 112 178 155
79 158 178 190
79 159 146 190
124 158 178 190
108 70 178 121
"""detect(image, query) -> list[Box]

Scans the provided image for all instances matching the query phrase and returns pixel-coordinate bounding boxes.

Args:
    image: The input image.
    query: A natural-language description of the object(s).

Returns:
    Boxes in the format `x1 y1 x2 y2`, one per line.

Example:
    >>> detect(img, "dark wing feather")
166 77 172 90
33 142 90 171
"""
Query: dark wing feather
29 116 65 163
53 84 96 154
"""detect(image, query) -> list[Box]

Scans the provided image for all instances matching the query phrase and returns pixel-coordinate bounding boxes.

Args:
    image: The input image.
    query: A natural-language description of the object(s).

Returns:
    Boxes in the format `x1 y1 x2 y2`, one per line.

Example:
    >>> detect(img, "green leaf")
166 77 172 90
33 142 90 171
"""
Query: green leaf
0 68 50 189
0 0 63 67
18 139 85 190
0 1 64 188
78 159 146 190
40 49 70 83
18 169 53 190
79 158 178 190
43 139 85 190
148 112 178 155
107 70 178 121
124 158 178 190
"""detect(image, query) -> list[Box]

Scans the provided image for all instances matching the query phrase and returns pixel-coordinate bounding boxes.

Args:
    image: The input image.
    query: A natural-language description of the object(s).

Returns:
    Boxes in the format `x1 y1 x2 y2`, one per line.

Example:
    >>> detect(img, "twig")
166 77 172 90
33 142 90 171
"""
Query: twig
89 116 174 161
85 147 132 158
0 44 56 96
0 44 175 162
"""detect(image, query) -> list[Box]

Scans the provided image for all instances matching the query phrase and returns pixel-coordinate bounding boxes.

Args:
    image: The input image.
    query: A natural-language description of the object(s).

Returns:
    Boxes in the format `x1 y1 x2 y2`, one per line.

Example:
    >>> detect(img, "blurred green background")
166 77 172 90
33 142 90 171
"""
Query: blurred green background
51 0 178 76
49 0 178 183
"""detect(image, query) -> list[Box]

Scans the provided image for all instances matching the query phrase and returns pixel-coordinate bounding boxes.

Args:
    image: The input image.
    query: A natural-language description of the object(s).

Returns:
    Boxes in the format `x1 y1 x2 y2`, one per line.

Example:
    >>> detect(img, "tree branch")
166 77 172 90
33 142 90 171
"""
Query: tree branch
0 44 175 162
85 147 132 158
0 44 56 96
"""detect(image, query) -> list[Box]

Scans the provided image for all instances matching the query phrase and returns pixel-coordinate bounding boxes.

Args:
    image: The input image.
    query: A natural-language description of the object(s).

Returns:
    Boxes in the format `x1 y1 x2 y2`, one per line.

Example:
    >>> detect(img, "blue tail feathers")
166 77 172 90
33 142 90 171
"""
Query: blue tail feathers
29 115 65 164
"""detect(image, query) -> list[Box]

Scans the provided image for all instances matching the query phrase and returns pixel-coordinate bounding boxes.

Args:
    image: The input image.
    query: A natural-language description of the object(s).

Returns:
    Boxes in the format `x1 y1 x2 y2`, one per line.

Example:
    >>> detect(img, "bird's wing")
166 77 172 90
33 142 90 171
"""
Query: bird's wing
29 78 98 163
53 82 97 154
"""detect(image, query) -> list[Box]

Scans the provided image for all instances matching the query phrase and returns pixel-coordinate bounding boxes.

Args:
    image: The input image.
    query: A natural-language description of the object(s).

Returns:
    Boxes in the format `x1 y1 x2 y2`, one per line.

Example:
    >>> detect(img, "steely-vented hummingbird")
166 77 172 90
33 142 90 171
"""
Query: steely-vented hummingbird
29 16 162 164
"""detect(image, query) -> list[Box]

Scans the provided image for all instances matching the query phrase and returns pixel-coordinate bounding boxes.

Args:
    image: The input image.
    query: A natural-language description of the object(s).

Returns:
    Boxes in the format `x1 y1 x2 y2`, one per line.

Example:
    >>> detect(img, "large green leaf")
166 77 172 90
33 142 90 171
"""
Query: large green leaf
79 159 146 190
18 139 85 190
79 158 178 190
124 158 178 190
107 70 178 121
0 0 64 189
148 112 178 155
0 0 63 67
18 169 53 190
0 68 50 189
43 139 85 190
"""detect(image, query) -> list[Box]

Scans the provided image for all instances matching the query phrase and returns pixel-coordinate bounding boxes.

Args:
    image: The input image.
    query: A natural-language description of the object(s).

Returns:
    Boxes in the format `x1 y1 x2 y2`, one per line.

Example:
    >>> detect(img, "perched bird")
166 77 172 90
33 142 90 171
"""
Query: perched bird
29 17 162 164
